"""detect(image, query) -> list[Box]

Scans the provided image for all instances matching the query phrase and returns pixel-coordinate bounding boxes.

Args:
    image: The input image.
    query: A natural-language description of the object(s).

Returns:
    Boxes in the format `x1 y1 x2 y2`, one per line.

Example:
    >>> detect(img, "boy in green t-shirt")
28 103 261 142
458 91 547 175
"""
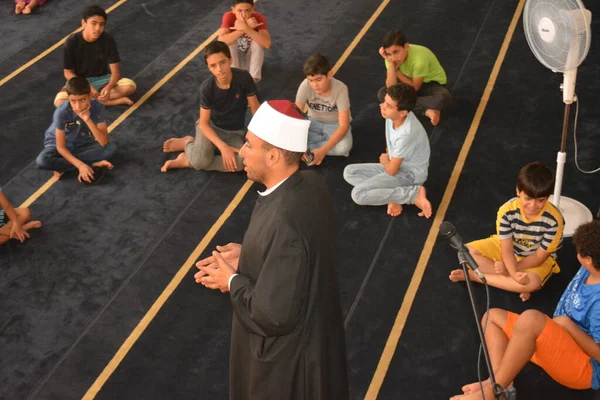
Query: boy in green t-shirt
377 30 451 126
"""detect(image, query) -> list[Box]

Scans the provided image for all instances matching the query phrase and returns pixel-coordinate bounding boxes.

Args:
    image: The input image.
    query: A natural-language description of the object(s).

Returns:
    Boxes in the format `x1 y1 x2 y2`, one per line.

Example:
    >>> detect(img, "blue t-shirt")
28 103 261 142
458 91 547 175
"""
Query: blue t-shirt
554 266 600 389
43 100 106 149
385 112 430 183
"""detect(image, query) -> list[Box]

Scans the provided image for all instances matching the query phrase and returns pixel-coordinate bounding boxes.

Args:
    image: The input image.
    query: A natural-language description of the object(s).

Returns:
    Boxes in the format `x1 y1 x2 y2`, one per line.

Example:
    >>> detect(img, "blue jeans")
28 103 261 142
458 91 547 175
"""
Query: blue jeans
36 141 116 172
343 163 424 206
307 119 353 157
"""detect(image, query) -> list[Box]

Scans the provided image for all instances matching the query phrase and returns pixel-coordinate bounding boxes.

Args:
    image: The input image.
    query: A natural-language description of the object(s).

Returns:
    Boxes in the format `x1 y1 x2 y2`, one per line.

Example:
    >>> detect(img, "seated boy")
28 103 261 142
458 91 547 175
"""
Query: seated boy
0 185 41 245
218 0 271 83
54 5 136 108
449 162 564 301
161 41 260 173
37 76 115 184
450 221 600 400
294 54 352 166
377 30 451 126
343 83 432 218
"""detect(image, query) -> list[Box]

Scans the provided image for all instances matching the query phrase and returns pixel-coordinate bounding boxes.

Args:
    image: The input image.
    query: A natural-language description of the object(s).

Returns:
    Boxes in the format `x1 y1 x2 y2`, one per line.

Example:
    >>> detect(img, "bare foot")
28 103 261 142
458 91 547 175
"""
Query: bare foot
92 160 114 169
520 292 531 302
23 0 37 14
161 152 190 172
53 171 64 180
100 97 134 106
494 260 508 275
163 136 193 153
121 97 134 106
461 379 490 394
387 203 403 217
15 2 26 13
425 109 441 126
451 383 494 399
23 220 42 230
449 269 467 283
449 269 481 283
414 186 432 218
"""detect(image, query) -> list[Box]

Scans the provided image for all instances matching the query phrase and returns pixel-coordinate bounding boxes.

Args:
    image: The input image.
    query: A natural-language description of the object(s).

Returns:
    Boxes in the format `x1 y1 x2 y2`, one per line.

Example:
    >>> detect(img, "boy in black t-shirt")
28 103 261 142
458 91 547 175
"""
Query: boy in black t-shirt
54 5 136 108
161 41 260 173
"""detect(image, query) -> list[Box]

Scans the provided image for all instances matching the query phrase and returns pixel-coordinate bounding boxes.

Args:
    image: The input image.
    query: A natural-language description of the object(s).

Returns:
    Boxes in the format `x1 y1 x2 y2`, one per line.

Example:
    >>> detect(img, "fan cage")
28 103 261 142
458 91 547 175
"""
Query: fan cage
523 0 591 72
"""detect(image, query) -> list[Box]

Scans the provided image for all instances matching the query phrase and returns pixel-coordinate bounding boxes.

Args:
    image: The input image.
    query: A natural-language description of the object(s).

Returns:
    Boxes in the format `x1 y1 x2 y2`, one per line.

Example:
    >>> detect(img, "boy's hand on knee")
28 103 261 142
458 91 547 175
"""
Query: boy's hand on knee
309 147 326 166
221 147 238 172
10 222 29 243
99 86 112 101
511 271 530 286
77 164 95 183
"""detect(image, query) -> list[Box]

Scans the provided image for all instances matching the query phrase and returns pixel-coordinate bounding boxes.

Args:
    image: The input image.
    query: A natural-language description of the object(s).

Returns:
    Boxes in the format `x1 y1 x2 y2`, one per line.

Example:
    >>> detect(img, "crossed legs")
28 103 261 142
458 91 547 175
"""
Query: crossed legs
0 208 42 244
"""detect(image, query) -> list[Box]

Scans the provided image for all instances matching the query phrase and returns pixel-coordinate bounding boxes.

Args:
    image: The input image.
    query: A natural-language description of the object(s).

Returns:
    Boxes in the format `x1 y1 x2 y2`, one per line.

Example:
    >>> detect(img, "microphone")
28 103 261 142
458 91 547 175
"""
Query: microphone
439 221 486 283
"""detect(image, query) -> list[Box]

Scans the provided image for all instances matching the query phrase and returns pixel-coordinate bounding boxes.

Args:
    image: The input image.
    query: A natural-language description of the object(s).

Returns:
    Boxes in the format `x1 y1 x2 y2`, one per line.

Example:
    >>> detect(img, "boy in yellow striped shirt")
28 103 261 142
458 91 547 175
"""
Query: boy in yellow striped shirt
449 162 564 301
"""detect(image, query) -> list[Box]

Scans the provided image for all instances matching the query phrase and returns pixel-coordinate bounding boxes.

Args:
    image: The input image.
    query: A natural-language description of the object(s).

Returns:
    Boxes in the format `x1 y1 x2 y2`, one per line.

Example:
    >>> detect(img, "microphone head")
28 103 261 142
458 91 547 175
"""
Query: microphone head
439 221 456 239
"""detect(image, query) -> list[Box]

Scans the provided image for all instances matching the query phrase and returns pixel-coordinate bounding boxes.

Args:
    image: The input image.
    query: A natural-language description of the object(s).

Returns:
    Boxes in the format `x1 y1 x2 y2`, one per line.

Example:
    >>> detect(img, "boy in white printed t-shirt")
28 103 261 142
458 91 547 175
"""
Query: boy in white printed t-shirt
295 54 352 166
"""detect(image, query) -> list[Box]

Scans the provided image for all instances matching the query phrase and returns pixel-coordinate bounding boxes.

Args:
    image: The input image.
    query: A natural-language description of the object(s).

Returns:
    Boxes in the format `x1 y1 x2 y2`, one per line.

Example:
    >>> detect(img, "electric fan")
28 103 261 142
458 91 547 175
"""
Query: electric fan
523 0 593 237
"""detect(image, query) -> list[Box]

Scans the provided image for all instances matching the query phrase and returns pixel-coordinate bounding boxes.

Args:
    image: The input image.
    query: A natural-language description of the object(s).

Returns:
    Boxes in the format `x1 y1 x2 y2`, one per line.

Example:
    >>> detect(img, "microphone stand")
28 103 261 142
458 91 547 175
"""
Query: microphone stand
457 251 516 400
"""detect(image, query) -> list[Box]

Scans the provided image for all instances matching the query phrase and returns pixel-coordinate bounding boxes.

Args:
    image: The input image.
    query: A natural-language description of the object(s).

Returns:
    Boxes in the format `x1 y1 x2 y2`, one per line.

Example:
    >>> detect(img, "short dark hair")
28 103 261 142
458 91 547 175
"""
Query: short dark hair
82 5 107 21
204 41 231 63
303 54 331 77
386 83 417 111
261 142 304 166
382 30 407 48
516 162 554 198
232 0 253 5
66 76 91 96
572 221 600 269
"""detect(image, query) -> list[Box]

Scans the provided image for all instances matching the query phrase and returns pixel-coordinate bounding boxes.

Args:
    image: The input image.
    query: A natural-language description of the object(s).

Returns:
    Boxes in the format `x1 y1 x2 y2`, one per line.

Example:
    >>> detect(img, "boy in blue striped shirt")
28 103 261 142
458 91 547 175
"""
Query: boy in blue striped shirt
449 162 564 301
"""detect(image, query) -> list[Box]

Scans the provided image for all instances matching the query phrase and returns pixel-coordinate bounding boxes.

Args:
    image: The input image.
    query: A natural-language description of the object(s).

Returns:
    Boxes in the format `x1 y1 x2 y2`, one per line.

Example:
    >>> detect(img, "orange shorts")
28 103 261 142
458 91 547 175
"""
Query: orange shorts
503 311 593 389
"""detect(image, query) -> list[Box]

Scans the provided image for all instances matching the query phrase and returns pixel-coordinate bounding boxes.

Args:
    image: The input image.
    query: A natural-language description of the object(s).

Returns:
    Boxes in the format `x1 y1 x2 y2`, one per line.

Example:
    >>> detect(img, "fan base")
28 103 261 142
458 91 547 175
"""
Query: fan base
549 195 593 237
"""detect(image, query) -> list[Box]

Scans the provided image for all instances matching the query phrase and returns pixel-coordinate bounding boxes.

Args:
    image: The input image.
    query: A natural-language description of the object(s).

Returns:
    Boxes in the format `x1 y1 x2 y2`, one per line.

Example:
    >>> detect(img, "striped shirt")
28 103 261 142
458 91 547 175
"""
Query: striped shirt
496 197 564 258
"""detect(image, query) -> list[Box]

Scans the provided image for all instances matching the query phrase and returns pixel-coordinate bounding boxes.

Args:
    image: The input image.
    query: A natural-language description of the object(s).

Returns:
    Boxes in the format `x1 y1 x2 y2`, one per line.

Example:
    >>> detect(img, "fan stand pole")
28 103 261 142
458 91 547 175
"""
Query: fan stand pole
549 102 593 237
552 103 571 207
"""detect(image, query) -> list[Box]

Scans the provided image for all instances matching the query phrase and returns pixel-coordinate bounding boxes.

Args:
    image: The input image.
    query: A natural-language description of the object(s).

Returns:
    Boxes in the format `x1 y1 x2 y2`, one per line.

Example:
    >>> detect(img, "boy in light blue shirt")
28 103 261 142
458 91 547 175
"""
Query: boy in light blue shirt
343 83 432 218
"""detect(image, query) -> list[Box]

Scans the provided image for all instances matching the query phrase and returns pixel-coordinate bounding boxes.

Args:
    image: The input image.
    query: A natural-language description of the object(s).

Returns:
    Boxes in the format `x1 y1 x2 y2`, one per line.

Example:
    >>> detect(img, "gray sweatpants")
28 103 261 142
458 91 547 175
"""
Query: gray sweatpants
343 163 424 206
184 121 245 172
